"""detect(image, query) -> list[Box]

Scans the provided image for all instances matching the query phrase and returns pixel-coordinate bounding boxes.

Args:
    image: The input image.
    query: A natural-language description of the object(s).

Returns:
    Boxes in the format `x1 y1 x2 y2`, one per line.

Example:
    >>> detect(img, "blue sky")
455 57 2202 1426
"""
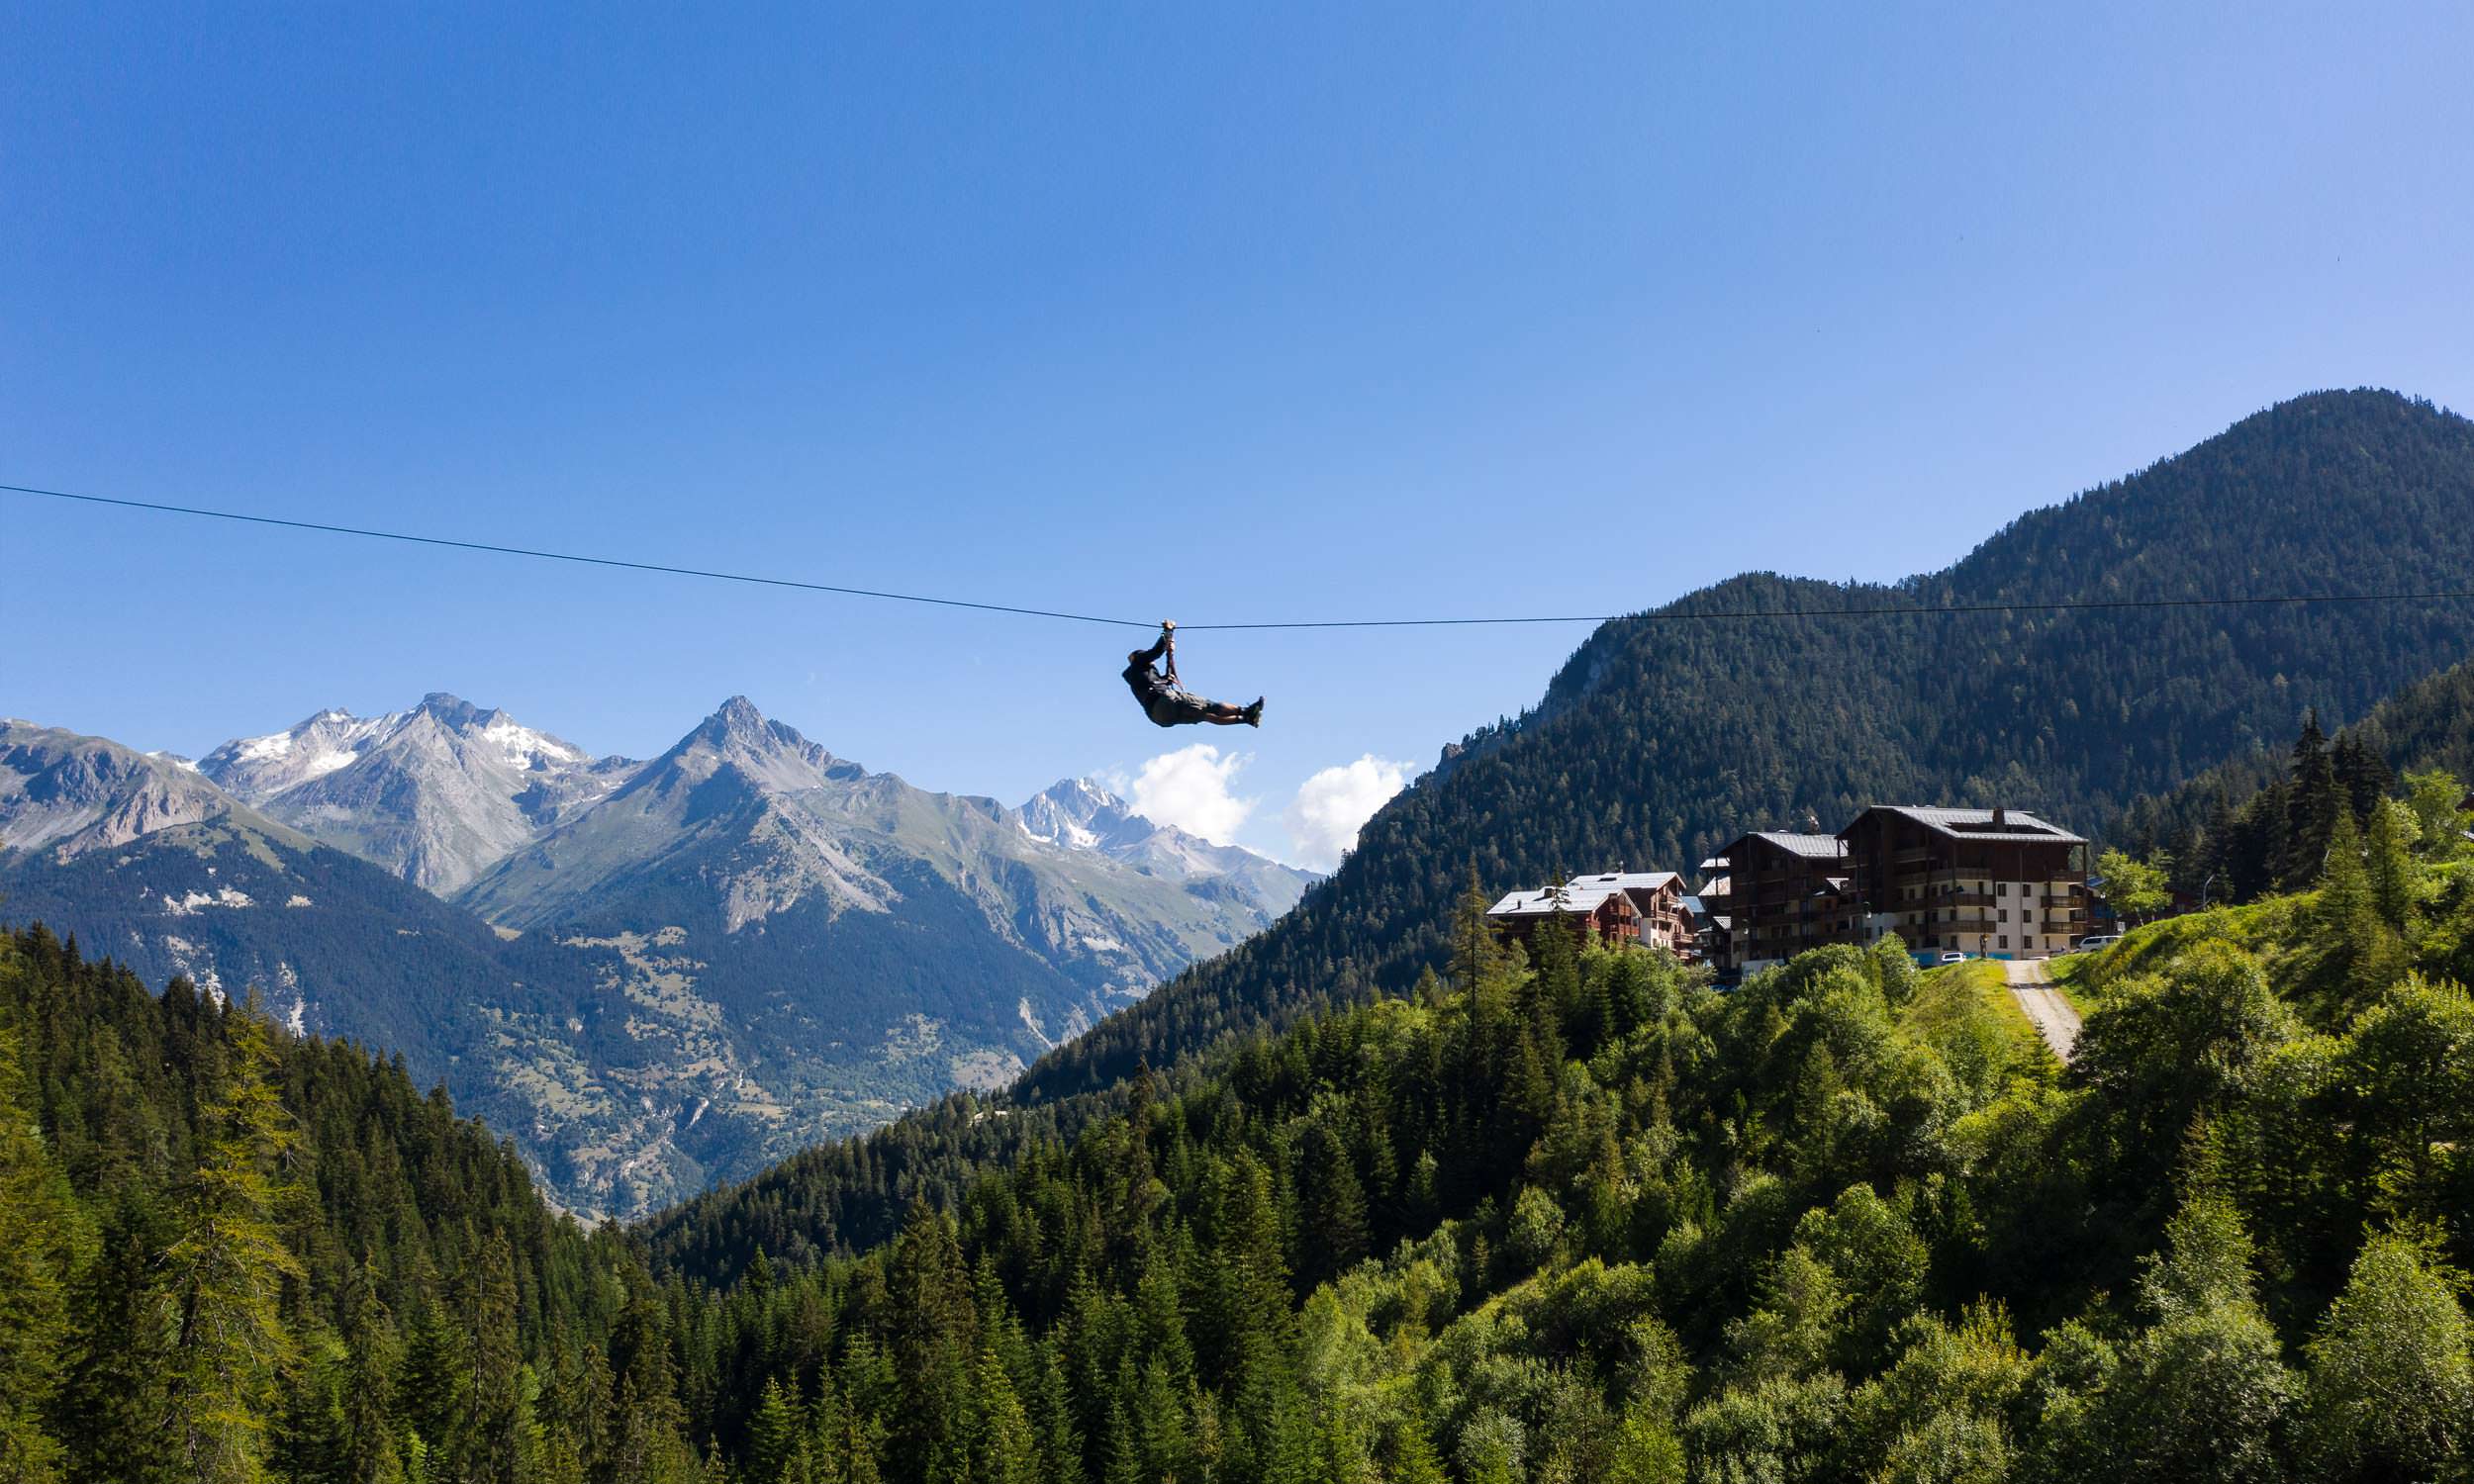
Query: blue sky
7 3 2471 866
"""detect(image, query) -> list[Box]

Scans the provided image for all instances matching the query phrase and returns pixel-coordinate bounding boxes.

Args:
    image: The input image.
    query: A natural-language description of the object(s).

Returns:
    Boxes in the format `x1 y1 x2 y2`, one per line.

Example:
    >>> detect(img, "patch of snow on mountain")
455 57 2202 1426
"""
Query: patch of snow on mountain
162 885 254 915
482 717 589 770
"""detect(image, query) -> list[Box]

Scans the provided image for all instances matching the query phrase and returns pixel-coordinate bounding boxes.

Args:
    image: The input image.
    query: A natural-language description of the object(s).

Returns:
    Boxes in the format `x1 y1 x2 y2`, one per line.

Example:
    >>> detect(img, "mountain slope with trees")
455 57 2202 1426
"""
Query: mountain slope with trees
1018 388 2474 1102
3 701 1313 1219
0 922 695 1483
2113 651 2474 900
639 386 2474 1266
632 763 2474 1484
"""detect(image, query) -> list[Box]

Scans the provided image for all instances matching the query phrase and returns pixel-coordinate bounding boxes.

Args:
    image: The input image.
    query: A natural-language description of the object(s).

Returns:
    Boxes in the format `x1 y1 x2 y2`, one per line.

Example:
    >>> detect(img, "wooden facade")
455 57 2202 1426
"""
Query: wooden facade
1484 882 1639 952
1837 805 2087 960
1708 831 1859 972
1568 872 1701 960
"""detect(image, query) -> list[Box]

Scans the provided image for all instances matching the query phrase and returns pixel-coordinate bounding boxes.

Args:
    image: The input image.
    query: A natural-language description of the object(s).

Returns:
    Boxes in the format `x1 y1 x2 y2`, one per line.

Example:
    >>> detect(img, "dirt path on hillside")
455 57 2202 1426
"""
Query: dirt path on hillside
2004 959 2083 1062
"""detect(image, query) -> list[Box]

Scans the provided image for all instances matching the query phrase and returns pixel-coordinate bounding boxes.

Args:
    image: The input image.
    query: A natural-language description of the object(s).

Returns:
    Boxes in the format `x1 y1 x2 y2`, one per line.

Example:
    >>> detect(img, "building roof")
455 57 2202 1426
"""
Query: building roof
1698 855 1730 872
1677 895 1707 917
1846 805 2085 846
1569 871 1681 893
1746 831 1847 860
1486 883 1629 918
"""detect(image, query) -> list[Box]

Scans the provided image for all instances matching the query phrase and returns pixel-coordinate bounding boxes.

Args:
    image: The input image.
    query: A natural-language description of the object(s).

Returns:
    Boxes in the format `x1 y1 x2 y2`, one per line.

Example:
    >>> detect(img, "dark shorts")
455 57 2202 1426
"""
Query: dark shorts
1144 689 1213 726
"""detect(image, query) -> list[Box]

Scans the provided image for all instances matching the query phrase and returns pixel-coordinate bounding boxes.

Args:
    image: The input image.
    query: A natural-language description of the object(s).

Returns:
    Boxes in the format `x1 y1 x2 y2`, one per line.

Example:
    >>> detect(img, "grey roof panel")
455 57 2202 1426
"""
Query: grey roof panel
1850 805 2085 845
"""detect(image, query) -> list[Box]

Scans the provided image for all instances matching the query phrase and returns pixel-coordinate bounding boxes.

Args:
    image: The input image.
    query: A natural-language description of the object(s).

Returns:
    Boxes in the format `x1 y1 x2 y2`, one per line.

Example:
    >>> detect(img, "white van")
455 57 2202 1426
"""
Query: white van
2075 934 2122 952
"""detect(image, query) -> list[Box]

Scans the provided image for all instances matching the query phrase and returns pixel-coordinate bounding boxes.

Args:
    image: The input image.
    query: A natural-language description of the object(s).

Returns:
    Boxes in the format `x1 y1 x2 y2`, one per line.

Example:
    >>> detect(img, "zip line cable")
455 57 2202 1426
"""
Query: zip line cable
11 480 2474 632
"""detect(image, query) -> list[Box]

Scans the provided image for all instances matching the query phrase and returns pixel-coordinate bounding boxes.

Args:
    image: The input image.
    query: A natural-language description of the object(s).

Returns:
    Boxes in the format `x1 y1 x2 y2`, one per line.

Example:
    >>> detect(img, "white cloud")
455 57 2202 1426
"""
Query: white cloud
1284 755 1413 871
1125 744 1256 845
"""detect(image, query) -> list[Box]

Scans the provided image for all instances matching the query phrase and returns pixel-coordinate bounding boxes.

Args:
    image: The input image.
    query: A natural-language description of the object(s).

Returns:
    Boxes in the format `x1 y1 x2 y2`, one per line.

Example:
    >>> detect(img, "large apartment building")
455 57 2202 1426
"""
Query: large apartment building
1701 805 2089 973
1837 806 2087 959
1705 831 1862 974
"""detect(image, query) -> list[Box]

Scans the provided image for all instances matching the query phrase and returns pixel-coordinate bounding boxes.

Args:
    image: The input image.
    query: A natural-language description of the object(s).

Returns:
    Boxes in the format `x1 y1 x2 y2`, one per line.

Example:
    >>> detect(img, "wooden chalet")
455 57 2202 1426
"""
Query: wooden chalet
1485 881 1639 952
1568 871 1702 959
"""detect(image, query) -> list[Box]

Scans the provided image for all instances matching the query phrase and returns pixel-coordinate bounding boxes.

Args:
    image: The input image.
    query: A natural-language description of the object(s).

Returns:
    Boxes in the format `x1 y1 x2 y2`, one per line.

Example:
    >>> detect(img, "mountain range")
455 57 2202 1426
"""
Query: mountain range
641 386 2474 1270
0 695 1312 1215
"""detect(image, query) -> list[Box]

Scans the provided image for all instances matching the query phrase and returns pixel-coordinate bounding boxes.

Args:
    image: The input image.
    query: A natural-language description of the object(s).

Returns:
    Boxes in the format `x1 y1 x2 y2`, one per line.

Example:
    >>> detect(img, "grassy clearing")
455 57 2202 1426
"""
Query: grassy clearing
2071 897 2310 1004
1907 956 2043 1061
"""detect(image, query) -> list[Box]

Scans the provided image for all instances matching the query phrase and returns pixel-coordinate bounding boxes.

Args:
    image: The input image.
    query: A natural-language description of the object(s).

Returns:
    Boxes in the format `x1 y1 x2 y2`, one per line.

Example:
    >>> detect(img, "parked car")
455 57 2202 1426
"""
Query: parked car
1935 951 1968 965
2074 934 2121 952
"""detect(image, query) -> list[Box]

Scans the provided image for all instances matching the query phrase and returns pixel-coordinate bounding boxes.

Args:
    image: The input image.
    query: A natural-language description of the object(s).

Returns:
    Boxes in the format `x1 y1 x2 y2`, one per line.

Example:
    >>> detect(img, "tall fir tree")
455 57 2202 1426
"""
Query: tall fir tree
160 998 307 1484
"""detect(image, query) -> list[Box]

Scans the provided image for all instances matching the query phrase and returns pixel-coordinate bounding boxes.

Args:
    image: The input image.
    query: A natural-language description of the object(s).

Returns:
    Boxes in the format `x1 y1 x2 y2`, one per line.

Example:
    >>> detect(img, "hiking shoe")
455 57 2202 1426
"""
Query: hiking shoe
1244 697 1265 727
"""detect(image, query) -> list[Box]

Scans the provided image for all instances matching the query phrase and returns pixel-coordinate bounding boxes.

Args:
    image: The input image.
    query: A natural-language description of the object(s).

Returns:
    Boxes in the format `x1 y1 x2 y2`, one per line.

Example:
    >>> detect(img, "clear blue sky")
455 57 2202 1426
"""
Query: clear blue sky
7 3 2471 866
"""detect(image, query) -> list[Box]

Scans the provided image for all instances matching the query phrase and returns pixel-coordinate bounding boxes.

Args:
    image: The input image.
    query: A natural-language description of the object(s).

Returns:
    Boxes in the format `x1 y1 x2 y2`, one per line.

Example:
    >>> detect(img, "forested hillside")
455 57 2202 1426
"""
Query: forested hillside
0 924 700 1483
633 758 2474 1484
2114 650 2474 899
14 738 2474 1481
642 388 2474 1263
1021 389 2474 1104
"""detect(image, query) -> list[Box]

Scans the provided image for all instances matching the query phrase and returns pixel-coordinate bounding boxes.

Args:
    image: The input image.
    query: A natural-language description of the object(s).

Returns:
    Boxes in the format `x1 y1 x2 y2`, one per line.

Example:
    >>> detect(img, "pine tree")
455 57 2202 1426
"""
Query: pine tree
57 1197 178 1484
160 1000 307 1484
967 1350 1041 1484
747 1377 802 1484
1293 1120 1370 1288
886 1199 979 1482
0 1022 73 1482
2318 809 2410 1008
463 1234 524 1484
2364 798 2418 931
397 1303 473 1474
2286 710 2341 888
339 1268 406 1484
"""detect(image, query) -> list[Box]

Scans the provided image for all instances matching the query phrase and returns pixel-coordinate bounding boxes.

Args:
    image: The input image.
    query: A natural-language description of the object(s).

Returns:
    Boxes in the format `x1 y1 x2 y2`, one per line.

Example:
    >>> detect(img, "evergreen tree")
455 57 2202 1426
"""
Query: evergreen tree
746 1377 802 1484
339 1268 406 1484
160 1000 307 1484
2286 708 2341 888
56 1197 178 1484
2317 810 2410 1008
1293 1119 1371 1288
0 1022 73 1482
2364 797 2418 930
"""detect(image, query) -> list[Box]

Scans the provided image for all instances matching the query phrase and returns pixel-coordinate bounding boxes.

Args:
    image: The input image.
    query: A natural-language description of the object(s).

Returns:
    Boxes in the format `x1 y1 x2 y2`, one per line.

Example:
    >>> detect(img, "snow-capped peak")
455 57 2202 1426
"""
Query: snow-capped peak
201 706 404 801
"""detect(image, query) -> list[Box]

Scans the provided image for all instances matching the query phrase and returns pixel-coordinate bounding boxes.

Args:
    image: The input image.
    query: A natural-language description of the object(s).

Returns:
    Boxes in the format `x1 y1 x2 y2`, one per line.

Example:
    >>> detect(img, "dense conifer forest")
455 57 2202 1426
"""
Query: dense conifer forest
2115 649 2474 902
11 746 2474 1480
645 759 2474 1484
0 924 698 1483
642 387 2474 1268
1000 389 2474 1119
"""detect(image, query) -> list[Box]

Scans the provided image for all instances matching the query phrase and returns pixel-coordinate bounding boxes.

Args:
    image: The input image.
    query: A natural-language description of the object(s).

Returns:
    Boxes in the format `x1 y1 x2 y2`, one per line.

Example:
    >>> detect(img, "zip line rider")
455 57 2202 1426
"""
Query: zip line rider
1124 621 1264 728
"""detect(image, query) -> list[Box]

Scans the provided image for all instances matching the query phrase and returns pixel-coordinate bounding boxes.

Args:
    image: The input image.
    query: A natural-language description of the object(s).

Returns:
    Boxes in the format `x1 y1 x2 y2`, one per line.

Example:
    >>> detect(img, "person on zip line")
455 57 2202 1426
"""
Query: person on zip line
1123 621 1263 727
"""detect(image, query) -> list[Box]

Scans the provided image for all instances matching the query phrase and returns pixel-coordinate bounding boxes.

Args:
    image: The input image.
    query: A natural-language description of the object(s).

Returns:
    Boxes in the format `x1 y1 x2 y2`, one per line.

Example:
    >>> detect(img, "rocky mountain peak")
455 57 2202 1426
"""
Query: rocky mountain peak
1 720 255 859
415 692 489 729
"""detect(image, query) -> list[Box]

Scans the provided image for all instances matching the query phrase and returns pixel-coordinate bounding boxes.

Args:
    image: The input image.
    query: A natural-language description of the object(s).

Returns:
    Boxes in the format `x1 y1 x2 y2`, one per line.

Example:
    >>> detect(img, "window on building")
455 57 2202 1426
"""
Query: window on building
1998 909 2008 923
1999 936 2009 950
1997 881 2008 897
